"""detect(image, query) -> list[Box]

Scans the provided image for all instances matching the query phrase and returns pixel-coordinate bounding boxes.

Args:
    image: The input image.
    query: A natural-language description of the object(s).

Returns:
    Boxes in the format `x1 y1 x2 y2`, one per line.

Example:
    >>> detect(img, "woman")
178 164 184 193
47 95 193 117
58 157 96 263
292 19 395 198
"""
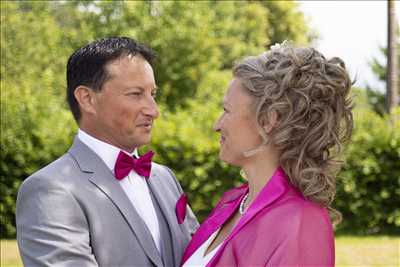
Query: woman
181 42 353 266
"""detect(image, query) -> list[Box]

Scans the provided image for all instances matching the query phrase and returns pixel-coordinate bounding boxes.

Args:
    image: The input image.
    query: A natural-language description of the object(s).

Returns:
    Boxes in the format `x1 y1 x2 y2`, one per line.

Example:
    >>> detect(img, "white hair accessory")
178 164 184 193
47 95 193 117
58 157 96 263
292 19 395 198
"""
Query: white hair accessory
269 40 290 52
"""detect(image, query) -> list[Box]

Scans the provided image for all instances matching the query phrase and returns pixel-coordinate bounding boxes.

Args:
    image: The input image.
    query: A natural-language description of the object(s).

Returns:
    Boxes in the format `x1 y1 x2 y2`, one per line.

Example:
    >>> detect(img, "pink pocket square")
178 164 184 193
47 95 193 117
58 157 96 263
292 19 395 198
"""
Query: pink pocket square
176 194 188 224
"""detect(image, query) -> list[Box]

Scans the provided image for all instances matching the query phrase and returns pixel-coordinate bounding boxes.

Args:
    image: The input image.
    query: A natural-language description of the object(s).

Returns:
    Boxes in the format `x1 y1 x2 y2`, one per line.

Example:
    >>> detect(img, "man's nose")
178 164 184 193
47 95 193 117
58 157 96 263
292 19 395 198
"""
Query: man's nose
144 96 160 119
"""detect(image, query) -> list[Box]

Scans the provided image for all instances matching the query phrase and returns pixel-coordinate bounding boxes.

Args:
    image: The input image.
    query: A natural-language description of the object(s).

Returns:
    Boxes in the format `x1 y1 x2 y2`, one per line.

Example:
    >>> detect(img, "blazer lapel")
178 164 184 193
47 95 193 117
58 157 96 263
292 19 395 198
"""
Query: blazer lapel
206 167 289 267
68 137 163 267
147 167 186 265
229 167 288 235
181 184 247 264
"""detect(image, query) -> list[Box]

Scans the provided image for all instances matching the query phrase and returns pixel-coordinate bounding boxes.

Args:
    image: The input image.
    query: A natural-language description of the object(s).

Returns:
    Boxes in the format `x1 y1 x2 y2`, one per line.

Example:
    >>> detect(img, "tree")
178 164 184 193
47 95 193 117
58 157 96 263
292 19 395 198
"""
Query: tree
1 0 313 236
1 2 76 237
52 1 270 109
367 33 399 116
387 0 399 112
256 0 315 47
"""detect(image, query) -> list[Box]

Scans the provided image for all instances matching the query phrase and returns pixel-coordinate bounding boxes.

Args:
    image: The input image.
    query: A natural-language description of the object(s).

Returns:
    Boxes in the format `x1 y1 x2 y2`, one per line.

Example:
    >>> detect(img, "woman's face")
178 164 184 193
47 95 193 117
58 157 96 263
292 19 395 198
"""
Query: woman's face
213 78 264 166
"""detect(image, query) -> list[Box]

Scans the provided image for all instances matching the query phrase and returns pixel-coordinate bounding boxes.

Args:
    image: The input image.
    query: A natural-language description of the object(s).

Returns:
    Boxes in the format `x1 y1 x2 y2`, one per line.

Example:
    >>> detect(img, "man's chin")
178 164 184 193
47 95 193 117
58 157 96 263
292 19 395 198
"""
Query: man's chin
133 136 152 148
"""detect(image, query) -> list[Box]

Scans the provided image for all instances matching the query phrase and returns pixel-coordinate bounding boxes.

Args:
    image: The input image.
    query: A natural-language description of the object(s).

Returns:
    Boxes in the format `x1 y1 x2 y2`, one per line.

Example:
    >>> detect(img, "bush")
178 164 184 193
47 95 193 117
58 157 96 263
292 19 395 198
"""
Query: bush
149 70 246 221
335 106 400 234
2 1 398 238
0 82 76 237
0 2 76 237
152 86 400 232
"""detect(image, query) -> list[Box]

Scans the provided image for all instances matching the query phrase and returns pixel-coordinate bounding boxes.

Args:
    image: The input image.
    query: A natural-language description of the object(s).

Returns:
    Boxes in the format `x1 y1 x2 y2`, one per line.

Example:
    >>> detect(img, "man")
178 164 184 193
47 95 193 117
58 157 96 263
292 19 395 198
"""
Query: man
16 37 199 267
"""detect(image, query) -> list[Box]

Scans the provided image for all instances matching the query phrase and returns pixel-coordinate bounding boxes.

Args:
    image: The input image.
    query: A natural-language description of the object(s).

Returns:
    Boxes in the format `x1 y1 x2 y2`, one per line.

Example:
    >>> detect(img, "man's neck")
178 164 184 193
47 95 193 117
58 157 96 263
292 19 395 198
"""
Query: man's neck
79 123 136 154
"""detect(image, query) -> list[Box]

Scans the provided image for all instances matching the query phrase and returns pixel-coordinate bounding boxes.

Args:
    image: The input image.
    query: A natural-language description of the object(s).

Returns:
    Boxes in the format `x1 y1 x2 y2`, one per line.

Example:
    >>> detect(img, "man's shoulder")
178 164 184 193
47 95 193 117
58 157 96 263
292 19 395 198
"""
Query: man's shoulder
149 162 184 194
21 153 78 189
150 162 180 186
151 162 176 180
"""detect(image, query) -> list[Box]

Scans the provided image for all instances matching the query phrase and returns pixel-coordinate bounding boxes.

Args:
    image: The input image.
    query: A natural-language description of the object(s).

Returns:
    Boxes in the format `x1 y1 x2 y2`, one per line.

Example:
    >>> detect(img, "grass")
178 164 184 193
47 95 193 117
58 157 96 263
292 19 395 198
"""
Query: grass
335 236 399 267
1 236 399 266
1 240 22 267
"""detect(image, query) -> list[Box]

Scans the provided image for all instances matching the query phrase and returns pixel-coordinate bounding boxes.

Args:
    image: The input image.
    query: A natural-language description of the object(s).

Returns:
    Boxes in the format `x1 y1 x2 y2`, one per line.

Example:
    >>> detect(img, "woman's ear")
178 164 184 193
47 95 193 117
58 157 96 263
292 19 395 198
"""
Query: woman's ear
74 86 97 115
262 110 278 134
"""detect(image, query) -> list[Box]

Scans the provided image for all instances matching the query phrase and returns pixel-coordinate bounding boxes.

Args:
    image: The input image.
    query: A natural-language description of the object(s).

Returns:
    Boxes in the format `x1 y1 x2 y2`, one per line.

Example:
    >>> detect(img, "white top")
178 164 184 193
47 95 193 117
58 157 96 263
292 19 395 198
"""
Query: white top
78 129 161 252
182 228 222 267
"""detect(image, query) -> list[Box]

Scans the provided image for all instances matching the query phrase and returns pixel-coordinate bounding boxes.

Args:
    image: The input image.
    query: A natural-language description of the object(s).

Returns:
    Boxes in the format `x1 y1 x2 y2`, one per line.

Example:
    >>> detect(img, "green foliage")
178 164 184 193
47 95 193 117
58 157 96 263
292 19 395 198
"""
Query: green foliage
149 70 244 220
257 0 313 46
58 1 270 109
365 88 386 116
151 86 400 232
335 94 400 234
1 2 76 237
367 31 400 115
3 0 354 238
2 0 398 238
369 33 400 83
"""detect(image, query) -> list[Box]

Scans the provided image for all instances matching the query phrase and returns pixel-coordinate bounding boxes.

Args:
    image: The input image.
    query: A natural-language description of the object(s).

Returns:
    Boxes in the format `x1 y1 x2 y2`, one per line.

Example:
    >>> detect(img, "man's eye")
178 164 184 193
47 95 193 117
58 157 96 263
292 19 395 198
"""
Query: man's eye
128 92 142 96
151 91 157 98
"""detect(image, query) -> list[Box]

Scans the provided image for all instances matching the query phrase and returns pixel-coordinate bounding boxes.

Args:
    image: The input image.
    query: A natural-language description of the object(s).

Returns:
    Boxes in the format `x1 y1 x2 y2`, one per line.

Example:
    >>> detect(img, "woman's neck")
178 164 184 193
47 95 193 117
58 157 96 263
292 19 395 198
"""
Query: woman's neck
242 148 280 203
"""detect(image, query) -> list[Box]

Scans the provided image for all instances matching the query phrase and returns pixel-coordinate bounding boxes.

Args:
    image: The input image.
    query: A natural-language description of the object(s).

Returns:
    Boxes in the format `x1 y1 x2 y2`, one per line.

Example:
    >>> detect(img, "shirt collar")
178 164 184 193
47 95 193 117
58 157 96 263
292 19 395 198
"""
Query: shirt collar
78 129 138 171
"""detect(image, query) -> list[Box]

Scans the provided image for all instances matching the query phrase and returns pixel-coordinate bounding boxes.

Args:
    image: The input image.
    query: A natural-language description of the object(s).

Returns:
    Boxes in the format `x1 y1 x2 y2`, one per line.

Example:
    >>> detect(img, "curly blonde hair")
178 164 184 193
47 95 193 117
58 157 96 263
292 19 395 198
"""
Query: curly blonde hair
233 43 353 224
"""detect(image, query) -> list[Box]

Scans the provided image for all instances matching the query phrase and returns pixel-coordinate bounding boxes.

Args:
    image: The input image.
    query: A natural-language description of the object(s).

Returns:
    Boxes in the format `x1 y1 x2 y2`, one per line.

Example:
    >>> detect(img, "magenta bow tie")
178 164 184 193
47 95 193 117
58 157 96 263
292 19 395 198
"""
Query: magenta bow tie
114 150 154 180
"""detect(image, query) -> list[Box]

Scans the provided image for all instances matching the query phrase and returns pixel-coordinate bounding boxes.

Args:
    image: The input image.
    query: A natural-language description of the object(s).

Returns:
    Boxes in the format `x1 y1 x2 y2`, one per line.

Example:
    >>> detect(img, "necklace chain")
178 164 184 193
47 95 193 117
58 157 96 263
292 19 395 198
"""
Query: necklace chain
239 193 249 215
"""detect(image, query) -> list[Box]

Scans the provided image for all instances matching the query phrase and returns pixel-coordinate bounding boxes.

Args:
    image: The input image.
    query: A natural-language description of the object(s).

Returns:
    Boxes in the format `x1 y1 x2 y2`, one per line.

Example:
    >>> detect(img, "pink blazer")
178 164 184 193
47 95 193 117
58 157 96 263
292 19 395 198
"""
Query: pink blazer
181 167 334 267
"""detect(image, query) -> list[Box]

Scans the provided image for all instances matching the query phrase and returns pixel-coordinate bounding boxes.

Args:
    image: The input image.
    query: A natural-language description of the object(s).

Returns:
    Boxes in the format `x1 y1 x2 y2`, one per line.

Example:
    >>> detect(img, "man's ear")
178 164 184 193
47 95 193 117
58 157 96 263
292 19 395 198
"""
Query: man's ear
262 110 278 134
74 86 97 115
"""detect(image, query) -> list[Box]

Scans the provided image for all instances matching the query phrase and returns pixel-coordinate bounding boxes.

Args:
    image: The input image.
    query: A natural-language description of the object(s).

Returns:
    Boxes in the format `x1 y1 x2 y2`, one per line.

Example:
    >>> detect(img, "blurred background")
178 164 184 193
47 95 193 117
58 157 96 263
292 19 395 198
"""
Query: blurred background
1 1 399 266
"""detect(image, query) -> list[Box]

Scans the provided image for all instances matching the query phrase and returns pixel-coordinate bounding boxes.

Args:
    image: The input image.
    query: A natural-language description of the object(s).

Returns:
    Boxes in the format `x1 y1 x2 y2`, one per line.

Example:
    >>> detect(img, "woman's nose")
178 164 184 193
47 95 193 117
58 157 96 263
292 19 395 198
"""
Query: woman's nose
213 116 222 132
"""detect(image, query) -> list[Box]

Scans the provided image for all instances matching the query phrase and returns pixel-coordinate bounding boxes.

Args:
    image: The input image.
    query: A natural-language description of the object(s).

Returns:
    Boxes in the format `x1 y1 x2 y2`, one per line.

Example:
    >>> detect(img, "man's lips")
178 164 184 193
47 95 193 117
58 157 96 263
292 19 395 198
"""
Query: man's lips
137 122 153 129
220 136 226 144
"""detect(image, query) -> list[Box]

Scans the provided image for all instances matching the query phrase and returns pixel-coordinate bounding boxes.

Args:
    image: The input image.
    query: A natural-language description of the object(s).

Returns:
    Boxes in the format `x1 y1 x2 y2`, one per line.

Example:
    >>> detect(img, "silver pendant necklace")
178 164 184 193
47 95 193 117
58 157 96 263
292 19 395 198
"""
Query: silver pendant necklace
239 193 249 215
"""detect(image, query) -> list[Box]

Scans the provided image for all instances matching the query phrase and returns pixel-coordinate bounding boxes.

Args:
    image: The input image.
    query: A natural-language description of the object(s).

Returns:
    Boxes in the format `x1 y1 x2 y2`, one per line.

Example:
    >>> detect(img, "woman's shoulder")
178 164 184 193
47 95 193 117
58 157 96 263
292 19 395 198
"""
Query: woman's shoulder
267 193 333 233
240 193 335 266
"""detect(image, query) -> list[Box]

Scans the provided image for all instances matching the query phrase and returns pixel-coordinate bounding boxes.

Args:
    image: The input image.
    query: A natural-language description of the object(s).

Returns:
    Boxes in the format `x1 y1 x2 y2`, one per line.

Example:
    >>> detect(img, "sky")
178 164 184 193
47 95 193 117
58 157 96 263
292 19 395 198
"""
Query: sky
299 0 399 92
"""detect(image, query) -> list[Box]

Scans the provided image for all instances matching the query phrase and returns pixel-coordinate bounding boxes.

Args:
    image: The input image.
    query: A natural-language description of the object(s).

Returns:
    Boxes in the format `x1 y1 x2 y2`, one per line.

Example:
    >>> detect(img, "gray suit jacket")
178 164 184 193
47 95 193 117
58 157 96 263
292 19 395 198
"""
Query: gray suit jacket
16 137 199 267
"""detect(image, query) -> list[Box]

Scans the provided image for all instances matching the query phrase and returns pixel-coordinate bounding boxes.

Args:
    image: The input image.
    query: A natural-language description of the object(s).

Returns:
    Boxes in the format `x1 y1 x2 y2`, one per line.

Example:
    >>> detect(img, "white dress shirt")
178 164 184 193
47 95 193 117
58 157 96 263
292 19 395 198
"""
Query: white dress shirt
182 228 221 267
78 129 161 252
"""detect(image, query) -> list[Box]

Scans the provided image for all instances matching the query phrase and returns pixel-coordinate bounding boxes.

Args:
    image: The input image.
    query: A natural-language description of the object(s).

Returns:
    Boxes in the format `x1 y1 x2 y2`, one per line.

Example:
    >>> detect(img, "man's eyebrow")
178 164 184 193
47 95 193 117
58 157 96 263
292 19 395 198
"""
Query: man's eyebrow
124 86 159 91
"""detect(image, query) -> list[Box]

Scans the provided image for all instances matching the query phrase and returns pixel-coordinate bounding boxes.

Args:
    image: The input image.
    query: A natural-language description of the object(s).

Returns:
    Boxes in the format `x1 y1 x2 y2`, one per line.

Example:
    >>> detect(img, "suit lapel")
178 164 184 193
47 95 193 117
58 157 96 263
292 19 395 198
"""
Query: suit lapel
147 168 185 266
68 137 163 267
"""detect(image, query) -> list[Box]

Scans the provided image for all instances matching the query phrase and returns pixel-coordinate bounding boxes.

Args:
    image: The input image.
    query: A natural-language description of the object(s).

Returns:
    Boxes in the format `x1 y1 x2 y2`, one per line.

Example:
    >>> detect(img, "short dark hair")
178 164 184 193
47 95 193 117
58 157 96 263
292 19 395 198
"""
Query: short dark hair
66 37 156 122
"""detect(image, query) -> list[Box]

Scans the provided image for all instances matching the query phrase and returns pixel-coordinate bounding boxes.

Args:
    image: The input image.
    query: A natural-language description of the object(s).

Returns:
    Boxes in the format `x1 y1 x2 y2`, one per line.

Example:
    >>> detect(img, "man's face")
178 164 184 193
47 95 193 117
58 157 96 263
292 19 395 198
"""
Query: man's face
90 55 159 152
